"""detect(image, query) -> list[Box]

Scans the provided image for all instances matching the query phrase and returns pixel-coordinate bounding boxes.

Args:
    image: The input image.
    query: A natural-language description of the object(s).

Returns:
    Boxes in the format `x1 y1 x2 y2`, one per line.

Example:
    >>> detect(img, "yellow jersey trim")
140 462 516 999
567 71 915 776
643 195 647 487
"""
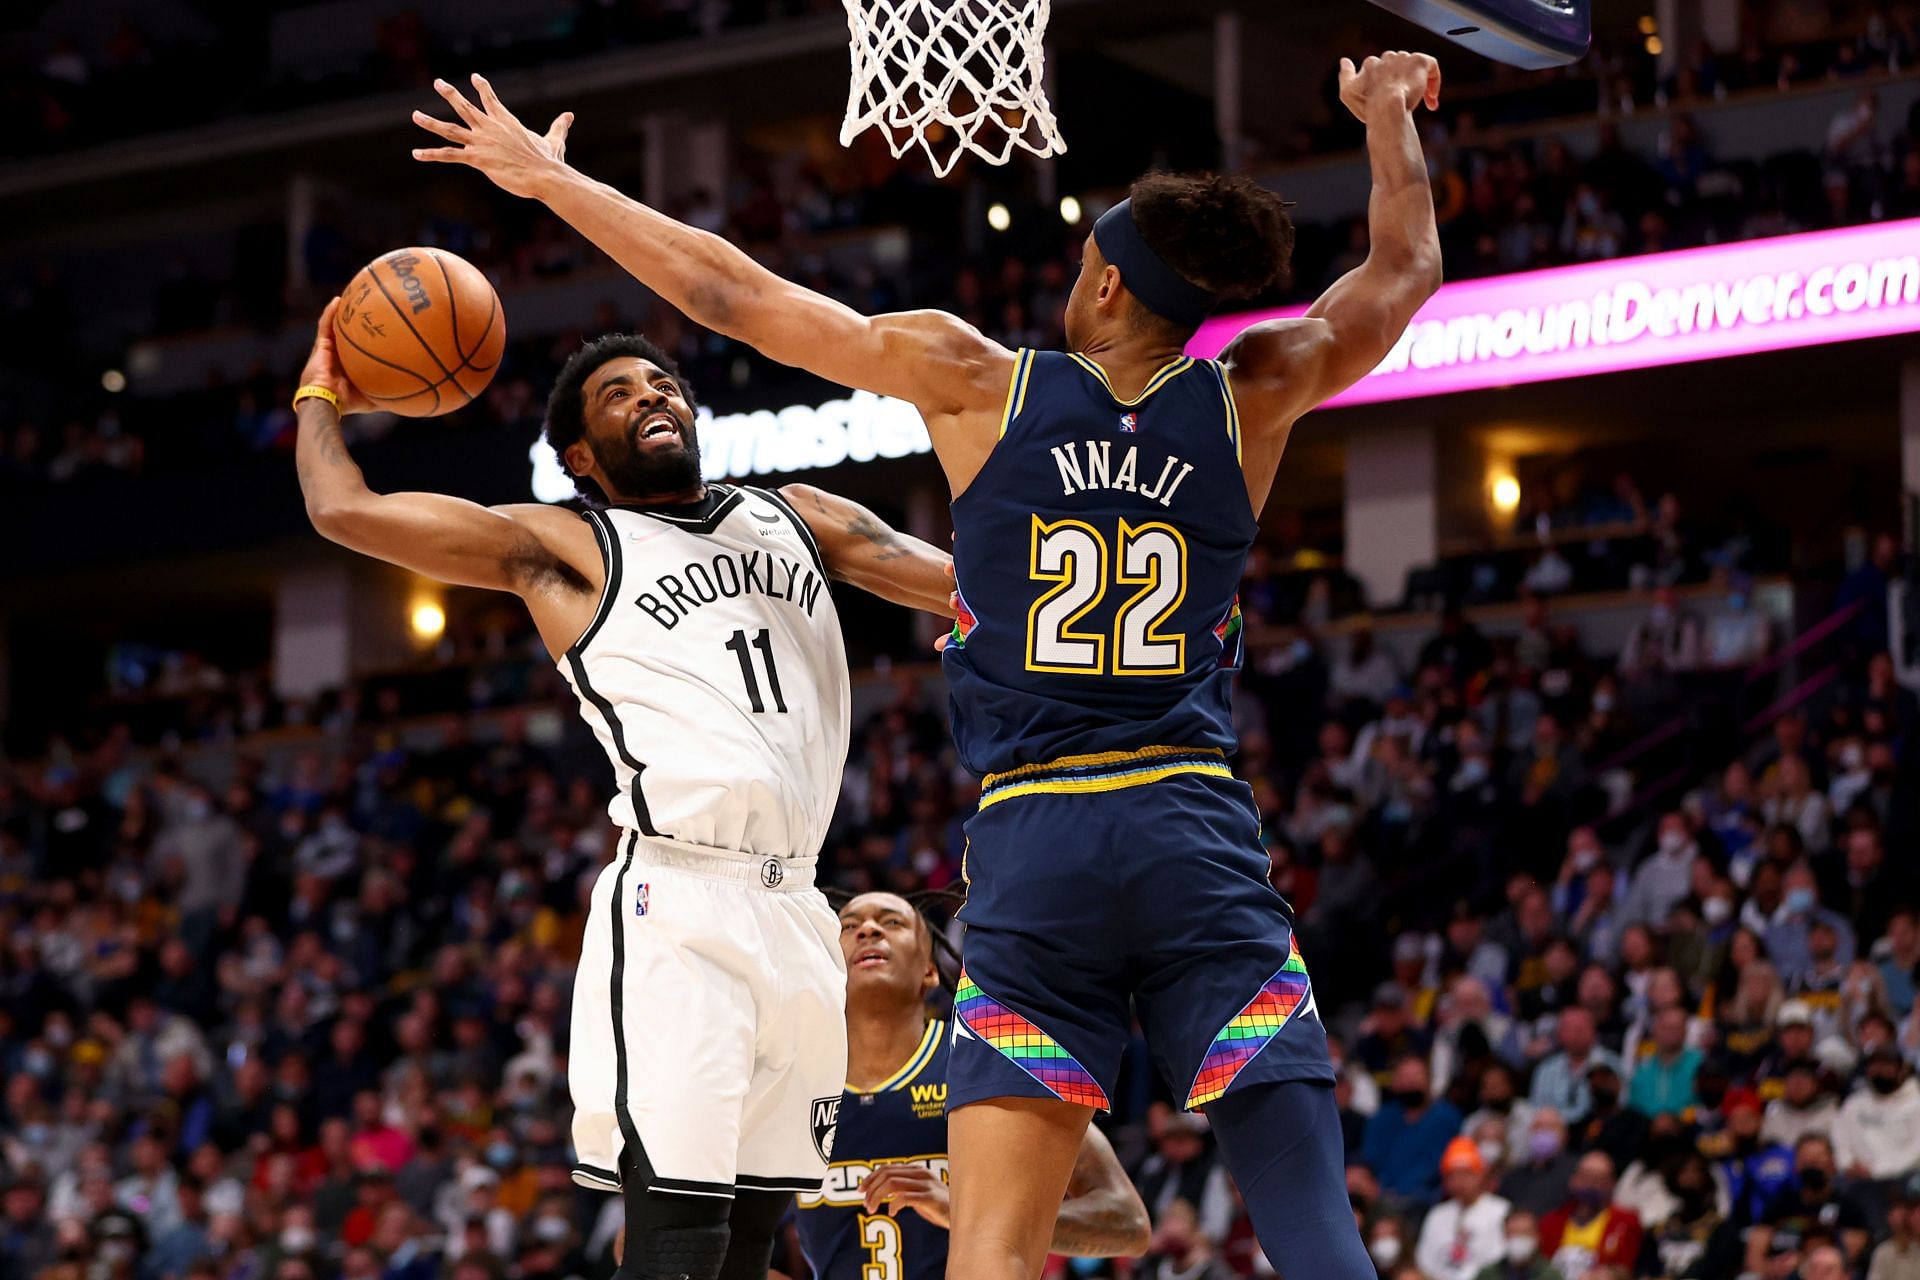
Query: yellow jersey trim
979 763 1236 809
998 350 1034 439
848 1018 945 1095
1218 363 1242 462
1068 353 1196 406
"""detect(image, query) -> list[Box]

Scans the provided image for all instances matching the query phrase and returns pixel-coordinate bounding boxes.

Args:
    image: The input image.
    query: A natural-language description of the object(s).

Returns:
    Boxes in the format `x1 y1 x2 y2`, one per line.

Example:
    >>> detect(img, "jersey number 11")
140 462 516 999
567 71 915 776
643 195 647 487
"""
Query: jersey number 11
724 628 788 713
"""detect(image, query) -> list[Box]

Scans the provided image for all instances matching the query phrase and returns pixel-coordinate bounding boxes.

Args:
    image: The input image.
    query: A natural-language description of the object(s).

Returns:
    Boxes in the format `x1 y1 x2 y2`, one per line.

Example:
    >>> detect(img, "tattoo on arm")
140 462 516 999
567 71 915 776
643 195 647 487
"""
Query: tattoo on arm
1049 1195 1144 1257
845 512 913 562
1049 1134 1148 1257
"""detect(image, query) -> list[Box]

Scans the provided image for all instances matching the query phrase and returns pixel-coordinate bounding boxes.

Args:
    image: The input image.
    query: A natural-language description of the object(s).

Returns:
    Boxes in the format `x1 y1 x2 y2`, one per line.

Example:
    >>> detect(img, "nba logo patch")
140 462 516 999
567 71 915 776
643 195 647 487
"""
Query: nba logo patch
634 883 650 917
1118 412 1139 432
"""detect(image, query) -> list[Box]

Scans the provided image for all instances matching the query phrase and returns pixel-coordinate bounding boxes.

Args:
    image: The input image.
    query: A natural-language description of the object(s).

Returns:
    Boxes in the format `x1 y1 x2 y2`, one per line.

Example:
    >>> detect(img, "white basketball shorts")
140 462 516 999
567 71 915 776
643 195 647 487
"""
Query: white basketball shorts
569 830 848 1198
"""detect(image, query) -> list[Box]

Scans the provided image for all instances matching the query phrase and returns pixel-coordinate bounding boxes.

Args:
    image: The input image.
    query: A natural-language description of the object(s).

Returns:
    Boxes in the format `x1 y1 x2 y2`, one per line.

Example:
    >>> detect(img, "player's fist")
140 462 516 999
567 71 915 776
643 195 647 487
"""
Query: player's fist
1338 51 1442 122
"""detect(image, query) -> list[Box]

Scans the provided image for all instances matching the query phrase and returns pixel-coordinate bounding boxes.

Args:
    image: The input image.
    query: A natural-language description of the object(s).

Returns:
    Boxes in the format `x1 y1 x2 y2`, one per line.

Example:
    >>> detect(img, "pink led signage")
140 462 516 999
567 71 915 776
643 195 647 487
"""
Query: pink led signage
1188 219 1920 407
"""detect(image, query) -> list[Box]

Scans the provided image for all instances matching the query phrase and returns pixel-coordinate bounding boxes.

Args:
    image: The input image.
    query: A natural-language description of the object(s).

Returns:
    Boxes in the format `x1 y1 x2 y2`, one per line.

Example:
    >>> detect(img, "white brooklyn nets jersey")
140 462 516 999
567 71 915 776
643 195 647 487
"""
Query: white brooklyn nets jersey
557 484 850 860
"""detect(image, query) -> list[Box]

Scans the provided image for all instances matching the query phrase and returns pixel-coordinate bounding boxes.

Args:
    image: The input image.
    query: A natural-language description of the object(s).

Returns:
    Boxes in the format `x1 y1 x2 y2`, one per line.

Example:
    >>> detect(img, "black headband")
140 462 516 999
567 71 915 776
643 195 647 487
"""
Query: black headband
1092 198 1219 329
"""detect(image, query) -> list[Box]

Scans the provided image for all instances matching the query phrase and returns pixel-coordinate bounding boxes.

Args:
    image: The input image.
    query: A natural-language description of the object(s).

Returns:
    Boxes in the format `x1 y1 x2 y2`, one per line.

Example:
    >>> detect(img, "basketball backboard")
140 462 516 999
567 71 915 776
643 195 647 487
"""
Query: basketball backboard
1364 0 1590 68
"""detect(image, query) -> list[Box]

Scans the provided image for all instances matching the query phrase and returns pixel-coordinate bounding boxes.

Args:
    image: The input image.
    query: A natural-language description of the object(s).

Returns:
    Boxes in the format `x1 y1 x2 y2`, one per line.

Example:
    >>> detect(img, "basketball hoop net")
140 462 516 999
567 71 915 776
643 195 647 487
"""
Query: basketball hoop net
840 0 1066 177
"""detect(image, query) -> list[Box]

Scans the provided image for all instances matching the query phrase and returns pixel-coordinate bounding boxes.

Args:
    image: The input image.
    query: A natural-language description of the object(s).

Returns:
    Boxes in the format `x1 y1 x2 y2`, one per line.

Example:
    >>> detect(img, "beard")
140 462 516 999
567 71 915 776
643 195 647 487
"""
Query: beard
598 418 703 499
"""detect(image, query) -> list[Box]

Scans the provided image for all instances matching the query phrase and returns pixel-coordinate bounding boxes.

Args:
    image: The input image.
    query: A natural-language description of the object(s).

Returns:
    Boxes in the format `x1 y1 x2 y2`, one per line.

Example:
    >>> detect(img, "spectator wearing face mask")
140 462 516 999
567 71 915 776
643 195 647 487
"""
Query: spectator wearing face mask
1474 1209 1562 1280
1540 1152 1642 1280
1834 1046 1920 1181
1368 1216 1412 1277
1365 1055 1463 1207
1465 1063 1538 1166
1620 816 1699 929
1748 1135 1871 1273
1417 1138 1513 1280
1570 1063 1648 1177
1702 575 1772 668
1503 1110 1580 1218
1766 869 1856 989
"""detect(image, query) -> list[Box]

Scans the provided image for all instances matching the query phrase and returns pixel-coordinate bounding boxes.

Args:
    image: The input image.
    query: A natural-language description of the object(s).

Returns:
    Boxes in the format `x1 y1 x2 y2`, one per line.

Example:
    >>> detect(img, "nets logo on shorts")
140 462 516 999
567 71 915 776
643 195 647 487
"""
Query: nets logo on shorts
761 859 785 888
811 1096 840 1161
634 883 650 917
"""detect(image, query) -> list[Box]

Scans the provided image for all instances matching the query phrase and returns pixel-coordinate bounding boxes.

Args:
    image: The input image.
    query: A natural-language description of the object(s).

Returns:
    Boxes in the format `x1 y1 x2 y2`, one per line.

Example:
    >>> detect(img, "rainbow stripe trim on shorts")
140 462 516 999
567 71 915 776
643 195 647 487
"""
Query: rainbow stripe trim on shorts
977 745 1233 810
1185 934 1314 1110
948 586 978 650
1214 598 1244 668
954 972 1110 1109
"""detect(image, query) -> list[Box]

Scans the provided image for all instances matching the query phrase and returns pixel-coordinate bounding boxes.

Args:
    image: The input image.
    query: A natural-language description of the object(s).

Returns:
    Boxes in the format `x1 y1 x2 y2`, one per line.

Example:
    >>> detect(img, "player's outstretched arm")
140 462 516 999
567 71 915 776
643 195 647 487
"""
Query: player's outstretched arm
780 484 954 619
412 76 1015 423
294 302 601 633
1224 51 1444 419
1051 1123 1152 1257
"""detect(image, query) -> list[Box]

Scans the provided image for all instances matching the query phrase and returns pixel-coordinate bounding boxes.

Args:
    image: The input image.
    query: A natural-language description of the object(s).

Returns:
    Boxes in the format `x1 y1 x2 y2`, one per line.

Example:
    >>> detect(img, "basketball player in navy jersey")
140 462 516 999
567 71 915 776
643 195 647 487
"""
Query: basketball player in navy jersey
419 47 1441 1280
797 892 1148 1280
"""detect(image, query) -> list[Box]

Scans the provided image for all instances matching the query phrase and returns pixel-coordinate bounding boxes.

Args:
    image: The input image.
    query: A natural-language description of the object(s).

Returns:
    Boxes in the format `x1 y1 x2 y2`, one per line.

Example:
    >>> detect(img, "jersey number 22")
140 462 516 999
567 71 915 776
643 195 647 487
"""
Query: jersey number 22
1027 516 1187 676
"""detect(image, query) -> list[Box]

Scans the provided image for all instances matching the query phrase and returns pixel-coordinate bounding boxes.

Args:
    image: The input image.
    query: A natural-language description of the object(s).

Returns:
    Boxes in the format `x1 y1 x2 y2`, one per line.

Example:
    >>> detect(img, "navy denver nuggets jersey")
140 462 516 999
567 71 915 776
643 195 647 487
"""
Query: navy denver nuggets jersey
796 1019 950 1280
942 350 1254 777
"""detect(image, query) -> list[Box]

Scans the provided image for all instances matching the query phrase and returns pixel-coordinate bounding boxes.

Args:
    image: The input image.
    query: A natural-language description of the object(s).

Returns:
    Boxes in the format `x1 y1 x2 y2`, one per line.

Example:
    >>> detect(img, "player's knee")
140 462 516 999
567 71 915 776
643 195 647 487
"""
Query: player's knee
716 1189 789 1280
623 1218 731 1280
616 1146 734 1280
620 1187 731 1280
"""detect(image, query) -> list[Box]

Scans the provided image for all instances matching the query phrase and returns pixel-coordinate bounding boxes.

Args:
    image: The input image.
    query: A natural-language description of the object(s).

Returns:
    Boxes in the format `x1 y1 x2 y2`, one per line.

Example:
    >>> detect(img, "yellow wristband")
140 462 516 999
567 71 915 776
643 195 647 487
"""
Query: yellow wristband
292 384 342 412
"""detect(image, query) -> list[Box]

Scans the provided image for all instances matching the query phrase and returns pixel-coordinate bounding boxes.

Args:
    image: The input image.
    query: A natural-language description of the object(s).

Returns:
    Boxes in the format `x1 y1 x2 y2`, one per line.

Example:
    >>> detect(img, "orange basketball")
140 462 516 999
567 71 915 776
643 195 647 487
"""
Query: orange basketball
332 248 505 416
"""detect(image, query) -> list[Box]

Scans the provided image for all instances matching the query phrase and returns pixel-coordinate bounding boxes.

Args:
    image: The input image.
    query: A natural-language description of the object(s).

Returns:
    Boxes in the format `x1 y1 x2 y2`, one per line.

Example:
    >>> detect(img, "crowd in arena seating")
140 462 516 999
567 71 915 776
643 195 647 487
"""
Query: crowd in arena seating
1 510 1913 1280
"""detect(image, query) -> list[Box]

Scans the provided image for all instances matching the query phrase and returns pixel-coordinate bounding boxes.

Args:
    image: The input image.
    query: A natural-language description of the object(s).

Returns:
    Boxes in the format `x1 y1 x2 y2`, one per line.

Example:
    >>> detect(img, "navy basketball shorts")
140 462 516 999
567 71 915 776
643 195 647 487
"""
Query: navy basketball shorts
948 754 1333 1114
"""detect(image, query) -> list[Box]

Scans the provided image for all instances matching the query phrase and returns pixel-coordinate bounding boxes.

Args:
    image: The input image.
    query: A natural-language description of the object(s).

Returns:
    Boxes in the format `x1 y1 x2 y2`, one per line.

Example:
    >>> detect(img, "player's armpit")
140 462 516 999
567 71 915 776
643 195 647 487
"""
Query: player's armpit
1051 1124 1151 1257
781 484 954 619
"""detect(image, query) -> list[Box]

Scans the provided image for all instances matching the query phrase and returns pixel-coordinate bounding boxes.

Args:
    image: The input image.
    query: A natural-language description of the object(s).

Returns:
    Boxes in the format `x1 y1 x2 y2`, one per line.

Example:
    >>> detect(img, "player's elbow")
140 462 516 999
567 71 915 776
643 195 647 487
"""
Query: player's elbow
1118 1198 1153 1256
1412 245 1444 296
305 496 371 545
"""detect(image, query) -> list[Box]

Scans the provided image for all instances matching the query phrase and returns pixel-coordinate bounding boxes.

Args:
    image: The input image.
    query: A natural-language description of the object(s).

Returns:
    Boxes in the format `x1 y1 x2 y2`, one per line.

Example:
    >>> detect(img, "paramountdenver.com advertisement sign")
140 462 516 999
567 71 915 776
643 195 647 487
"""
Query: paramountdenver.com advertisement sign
532 218 1920 497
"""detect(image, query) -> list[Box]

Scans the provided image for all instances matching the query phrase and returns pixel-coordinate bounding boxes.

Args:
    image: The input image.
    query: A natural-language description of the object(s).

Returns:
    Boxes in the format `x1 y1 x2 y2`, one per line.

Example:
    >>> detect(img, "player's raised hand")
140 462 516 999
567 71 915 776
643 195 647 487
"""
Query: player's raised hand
298 299 377 416
1337 50 1442 123
862 1164 952 1228
412 73 576 199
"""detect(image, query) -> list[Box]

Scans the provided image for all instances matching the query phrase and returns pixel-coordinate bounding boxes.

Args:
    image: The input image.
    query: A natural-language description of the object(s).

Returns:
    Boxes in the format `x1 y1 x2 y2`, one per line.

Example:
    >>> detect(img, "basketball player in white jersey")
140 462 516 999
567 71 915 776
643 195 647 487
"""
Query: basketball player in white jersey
290 309 953 1280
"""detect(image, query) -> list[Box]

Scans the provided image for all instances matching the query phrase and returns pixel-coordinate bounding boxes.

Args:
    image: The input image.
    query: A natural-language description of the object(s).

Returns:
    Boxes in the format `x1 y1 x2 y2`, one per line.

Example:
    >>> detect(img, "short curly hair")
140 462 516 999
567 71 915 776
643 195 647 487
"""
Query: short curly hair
1127 171 1295 309
543 333 697 504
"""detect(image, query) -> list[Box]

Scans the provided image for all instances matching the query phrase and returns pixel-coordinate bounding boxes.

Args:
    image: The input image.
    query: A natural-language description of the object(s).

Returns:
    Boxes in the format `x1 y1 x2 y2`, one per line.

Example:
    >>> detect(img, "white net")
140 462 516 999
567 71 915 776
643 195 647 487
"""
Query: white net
841 0 1066 177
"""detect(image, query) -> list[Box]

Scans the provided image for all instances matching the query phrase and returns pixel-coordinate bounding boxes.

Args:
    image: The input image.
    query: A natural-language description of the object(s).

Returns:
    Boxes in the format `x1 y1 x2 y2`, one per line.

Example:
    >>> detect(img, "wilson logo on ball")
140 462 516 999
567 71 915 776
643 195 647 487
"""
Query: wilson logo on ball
385 251 434 314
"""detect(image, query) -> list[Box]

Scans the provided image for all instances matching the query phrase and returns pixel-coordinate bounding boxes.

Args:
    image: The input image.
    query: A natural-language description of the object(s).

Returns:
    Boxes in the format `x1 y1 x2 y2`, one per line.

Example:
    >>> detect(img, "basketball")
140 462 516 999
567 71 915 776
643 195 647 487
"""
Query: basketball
332 247 505 416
